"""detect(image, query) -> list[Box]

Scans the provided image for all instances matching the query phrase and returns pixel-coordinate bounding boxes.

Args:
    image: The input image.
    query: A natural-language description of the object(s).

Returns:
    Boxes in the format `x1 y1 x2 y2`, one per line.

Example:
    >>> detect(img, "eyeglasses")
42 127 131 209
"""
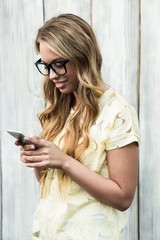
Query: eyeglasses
35 58 69 76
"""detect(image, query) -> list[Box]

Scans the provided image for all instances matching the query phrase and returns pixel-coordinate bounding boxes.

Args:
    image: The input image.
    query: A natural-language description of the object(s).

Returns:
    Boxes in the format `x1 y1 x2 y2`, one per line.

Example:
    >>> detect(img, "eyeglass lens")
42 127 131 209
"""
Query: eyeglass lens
36 61 68 76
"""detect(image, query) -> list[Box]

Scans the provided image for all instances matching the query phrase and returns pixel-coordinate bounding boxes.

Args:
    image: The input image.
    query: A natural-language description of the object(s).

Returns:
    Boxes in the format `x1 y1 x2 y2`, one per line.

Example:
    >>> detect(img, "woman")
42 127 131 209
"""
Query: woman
17 13 140 240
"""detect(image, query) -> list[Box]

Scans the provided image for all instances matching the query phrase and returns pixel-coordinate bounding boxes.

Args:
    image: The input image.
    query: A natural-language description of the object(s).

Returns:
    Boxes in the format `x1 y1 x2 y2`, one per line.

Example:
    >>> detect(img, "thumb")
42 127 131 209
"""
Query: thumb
24 136 49 148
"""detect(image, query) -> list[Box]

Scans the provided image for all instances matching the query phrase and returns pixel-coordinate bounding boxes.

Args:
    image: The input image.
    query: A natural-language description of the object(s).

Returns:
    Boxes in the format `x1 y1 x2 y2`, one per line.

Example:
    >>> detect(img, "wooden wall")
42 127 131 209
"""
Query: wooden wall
139 0 160 239
0 0 159 239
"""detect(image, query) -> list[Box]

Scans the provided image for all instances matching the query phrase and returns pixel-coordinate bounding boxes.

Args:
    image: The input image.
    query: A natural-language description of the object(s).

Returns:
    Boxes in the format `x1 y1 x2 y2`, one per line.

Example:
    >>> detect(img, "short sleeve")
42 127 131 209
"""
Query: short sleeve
105 102 140 151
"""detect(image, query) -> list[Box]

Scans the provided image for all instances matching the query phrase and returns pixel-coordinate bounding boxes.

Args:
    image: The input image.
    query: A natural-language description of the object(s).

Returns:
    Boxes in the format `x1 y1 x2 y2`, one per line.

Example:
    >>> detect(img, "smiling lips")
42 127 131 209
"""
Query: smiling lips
54 80 67 89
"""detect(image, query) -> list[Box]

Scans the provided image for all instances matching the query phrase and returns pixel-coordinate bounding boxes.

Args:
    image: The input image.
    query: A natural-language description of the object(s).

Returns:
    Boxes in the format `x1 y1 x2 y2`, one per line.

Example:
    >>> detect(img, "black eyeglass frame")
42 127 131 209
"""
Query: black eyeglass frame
35 58 69 76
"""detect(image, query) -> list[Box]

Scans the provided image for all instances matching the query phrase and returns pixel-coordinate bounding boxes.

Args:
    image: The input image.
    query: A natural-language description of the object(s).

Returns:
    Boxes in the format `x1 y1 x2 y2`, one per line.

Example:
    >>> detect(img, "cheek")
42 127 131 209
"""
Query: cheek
67 68 78 81
67 63 77 76
70 75 79 91
66 64 79 86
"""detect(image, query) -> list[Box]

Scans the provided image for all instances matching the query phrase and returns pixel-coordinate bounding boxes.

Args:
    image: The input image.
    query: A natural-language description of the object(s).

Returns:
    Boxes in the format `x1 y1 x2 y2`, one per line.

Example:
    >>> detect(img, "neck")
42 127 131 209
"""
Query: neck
72 91 80 111
100 82 110 93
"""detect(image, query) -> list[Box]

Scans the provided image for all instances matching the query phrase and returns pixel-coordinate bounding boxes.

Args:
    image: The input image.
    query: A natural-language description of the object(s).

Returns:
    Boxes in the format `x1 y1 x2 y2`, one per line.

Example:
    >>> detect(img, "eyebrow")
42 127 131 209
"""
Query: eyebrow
40 58 66 64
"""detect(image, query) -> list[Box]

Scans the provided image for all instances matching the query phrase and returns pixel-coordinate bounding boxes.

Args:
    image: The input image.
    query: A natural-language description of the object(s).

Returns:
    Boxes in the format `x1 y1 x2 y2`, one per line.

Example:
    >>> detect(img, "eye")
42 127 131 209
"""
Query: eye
44 65 48 69
53 62 64 69
37 63 49 75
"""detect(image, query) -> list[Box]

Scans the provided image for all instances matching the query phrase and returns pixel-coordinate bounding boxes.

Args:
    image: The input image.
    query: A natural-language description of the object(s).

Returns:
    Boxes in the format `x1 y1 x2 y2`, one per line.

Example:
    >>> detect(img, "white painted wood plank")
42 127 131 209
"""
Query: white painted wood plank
44 0 91 23
1 0 154 239
0 135 2 239
92 0 139 108
92 1 140 240
140 0 160 239
0 0 44 239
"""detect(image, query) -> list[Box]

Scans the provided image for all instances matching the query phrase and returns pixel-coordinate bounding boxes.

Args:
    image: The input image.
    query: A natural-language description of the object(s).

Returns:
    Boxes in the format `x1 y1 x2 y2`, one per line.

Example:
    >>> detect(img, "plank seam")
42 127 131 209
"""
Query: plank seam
42 0 45 23
137 0 141 239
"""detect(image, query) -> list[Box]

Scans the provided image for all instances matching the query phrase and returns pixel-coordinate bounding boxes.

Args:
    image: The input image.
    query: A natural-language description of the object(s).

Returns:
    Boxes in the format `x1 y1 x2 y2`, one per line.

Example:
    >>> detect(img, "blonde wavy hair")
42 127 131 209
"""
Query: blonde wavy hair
35 13 104 197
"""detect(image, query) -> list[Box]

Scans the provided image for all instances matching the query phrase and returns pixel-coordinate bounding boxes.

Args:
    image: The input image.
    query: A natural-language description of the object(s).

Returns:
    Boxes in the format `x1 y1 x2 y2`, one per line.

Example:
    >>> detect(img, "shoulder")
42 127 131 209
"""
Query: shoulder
99 88 130 111
98 88 138 120
96 88 140 149
96 87 140 138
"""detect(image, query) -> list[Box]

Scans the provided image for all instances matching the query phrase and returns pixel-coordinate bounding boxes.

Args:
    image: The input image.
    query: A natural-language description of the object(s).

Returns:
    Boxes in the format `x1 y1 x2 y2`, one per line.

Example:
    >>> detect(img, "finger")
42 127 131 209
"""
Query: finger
23 136 38 145
20 152 28 164
15 139 37 148
22 155 44 163
23 148 42 156
25 161 49 168
24 137 50 148
20 157 28 164
15 140 23 146
20 144 36 151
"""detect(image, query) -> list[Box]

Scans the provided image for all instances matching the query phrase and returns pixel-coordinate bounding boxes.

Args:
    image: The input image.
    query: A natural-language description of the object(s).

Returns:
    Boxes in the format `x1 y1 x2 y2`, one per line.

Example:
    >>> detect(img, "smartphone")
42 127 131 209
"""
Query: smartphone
7 130 27 144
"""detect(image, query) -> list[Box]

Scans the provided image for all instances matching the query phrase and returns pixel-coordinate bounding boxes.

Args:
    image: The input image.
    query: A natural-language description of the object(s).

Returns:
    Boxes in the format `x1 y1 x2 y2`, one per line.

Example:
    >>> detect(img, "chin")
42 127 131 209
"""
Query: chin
58 88 72 94
58 87 77 94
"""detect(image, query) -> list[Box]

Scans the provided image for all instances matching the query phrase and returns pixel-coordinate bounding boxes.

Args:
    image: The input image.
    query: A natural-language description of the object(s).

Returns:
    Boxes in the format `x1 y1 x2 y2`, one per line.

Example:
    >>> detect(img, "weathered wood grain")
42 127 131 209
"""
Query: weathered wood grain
44 0 91 23
92 1 140 239
0 135 2 239
0 0 44 239
139 0 160 239
0 2 93 239
1 0 160 239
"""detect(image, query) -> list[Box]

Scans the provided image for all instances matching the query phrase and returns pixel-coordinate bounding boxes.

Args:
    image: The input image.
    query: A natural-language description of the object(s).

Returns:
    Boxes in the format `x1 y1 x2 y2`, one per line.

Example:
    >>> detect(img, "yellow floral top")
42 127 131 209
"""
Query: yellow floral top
32 88 140 240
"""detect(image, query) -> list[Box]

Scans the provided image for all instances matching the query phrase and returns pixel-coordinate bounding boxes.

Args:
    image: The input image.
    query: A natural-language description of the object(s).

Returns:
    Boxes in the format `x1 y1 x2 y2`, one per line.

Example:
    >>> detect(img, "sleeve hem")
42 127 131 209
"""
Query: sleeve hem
106 135 140 150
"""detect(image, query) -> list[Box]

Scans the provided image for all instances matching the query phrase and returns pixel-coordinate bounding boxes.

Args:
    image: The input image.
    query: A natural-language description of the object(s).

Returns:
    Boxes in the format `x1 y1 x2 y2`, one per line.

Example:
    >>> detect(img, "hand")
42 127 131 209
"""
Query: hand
20 136 68 169
18 136 39 165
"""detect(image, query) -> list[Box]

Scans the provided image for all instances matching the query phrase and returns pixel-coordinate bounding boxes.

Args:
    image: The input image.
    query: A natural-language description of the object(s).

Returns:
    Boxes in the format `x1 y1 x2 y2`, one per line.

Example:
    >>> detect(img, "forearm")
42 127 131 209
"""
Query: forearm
62 157 134 211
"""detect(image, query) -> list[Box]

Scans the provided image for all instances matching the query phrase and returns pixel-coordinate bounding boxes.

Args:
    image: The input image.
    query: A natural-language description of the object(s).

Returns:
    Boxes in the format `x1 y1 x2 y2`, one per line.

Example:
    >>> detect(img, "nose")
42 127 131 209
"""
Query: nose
49 69 59 80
